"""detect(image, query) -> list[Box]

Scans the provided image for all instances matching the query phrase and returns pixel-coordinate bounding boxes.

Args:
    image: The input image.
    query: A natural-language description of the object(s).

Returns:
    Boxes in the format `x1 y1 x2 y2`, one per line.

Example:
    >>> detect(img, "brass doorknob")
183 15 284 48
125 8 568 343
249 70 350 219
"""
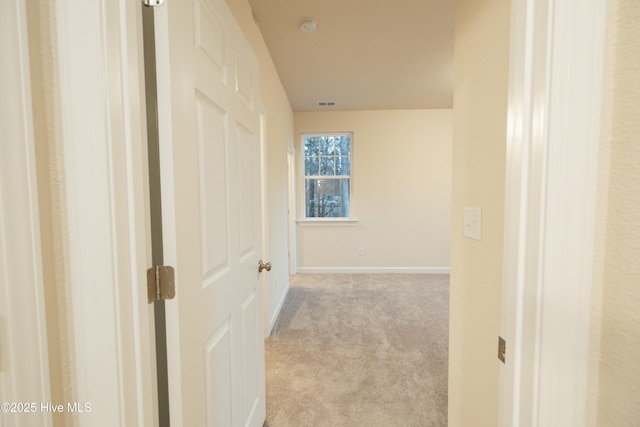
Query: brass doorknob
258 260 271 273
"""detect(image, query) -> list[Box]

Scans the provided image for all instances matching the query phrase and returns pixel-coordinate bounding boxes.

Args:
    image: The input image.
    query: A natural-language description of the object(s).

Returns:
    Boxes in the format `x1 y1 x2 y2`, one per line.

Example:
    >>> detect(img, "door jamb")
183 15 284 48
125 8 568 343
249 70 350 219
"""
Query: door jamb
0 2 51 424
148 3 185 426
499 0 607 425
53 0 157 424
260 107 270 336
287 143 297 275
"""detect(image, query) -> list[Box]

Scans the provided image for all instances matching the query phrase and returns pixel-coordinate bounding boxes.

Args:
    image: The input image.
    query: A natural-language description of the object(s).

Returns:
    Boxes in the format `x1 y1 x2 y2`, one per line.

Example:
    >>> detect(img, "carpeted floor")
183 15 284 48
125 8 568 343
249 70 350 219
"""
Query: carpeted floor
264 274 449 427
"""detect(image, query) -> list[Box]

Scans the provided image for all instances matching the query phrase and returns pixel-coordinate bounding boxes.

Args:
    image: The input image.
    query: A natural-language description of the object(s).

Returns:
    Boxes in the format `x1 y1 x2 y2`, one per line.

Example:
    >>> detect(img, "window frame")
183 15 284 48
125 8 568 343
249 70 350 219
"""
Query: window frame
299 132 356 224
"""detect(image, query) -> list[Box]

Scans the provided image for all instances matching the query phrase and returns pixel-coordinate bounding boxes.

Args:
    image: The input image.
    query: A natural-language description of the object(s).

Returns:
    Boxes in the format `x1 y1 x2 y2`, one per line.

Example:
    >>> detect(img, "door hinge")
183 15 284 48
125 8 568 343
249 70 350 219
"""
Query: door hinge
498 336 506 364
143 0 166 7
147 265 176 303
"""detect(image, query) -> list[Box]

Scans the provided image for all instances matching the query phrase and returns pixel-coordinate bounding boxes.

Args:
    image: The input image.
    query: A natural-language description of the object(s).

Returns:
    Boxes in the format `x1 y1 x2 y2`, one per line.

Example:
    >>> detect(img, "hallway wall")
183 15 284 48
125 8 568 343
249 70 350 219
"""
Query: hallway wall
449 0 510 425
590 0 640 424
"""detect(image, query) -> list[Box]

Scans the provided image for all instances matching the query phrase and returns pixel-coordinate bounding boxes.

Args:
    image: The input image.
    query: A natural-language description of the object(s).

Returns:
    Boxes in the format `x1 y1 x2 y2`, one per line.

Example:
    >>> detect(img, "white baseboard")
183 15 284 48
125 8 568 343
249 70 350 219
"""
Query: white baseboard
295 267 450 274
267 283 290 337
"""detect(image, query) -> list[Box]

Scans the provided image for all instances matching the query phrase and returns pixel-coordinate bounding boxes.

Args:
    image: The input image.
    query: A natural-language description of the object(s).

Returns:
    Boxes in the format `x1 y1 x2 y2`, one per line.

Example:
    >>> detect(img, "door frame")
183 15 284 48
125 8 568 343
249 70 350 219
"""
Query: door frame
499 0 607 425
260 108 270 335
287 143 297 275
149 3 185 425
52 0 157 425
0 1 52 425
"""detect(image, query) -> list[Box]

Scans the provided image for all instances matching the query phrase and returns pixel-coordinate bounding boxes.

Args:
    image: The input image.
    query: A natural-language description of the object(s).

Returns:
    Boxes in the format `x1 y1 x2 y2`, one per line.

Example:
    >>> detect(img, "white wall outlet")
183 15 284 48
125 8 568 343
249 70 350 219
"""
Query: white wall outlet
358 247 365 256
463 207 482 240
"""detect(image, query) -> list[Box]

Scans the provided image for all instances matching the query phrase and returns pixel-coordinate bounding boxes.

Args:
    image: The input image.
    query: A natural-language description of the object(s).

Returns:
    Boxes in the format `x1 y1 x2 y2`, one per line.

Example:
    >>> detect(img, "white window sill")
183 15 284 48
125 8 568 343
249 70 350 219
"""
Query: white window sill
297 218 359 227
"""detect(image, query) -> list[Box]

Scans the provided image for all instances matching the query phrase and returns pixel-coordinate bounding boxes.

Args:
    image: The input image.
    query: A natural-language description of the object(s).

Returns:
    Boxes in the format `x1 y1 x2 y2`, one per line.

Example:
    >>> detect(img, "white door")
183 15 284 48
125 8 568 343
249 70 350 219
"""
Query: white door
158 0 266 425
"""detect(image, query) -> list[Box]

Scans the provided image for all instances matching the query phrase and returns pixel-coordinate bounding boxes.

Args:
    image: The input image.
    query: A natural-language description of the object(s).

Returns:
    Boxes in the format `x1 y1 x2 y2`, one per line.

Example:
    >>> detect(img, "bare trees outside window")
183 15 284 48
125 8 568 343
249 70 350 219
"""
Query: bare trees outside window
303 134 351 218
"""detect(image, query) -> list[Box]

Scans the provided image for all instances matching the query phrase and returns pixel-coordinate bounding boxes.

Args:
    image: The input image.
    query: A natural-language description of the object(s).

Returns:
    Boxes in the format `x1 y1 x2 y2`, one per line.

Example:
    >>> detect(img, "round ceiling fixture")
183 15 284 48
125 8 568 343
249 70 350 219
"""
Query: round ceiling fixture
300 19 317 33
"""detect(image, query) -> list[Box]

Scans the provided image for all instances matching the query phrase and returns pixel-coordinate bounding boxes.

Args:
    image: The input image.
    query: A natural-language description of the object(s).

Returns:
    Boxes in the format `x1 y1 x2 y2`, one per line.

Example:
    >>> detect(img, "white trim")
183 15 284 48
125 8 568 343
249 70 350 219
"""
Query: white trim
0 1 51 424
260 106 270 337
55 0 156 425
499 0 606 425
297 267 450 275
297 219 359 227
287 144 297 276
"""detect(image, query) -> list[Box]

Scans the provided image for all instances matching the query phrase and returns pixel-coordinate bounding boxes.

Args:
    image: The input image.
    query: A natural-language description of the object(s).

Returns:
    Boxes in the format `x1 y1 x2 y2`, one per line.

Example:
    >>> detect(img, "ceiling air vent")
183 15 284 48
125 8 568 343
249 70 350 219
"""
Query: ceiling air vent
317 101 336 107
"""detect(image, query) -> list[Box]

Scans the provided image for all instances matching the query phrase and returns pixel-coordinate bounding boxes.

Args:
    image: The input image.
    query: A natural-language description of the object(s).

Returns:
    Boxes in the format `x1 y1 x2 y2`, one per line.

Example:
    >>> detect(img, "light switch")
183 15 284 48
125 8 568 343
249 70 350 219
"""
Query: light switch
464 207 482 240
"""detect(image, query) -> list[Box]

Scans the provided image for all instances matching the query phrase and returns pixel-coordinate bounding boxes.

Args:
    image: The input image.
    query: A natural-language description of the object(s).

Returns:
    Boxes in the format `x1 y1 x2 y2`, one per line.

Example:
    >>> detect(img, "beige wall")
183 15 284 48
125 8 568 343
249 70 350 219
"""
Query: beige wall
226 0 294 327
590 0 640 424
449 0 510 425
294 110 452 272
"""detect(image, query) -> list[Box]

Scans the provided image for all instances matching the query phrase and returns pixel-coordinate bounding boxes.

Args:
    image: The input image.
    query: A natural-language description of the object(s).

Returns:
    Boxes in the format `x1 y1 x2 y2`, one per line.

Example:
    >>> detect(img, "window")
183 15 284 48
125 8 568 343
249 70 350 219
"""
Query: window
303 133 352 218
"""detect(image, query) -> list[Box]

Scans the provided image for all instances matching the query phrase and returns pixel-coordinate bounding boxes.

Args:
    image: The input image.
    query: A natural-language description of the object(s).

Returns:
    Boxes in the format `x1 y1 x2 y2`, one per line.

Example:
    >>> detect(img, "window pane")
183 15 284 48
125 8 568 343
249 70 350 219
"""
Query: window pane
319 136 334 155
304 136 319 156
336 156 350 175
339 135 351 156
302 133 351 218
319 156 335 176
305 178 350 218
304 156 319 175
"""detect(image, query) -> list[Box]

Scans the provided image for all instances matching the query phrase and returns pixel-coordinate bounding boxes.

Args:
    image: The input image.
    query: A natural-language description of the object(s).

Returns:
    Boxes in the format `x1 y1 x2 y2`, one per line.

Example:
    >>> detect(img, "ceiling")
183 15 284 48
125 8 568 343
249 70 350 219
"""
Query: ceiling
247 0 455 112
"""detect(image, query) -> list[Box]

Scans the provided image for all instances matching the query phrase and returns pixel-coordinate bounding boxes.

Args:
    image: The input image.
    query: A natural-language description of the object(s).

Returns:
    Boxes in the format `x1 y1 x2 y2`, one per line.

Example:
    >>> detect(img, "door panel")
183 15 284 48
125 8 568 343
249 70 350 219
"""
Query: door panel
237 124 259 257
204 320 232 426
196 94 229 281
240 291 260 421
163 0 265 425
195 1 225 75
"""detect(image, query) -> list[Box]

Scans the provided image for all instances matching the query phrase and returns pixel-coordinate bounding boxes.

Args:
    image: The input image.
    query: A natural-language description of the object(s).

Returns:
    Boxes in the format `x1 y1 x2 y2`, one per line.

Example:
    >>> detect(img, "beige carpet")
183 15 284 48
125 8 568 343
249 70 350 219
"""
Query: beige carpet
265 274 449 427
